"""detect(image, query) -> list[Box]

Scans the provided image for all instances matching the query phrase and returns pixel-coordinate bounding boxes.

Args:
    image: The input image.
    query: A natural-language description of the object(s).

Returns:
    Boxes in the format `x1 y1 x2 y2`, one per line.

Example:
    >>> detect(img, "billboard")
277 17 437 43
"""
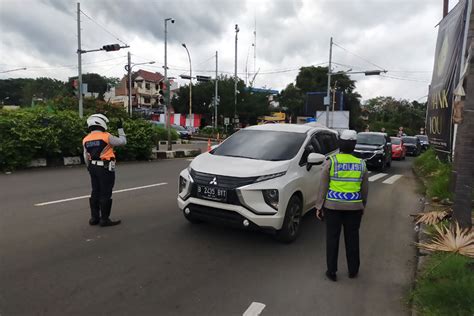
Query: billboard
427 0 467 153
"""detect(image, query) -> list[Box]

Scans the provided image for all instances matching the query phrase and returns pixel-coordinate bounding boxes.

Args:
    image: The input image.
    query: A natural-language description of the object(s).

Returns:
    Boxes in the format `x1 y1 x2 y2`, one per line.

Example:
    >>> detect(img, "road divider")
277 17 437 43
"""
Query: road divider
34 182 168 206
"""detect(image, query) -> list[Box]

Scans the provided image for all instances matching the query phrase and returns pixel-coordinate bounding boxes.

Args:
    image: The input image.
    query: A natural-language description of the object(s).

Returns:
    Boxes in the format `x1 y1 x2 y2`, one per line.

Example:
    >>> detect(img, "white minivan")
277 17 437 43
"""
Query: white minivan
177 124 339 242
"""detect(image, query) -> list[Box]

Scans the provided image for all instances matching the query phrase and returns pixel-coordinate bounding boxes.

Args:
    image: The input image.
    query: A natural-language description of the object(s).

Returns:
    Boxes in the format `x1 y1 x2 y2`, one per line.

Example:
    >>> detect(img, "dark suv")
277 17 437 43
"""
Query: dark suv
415 135 429 152
402 136 421 156
353 132 392 171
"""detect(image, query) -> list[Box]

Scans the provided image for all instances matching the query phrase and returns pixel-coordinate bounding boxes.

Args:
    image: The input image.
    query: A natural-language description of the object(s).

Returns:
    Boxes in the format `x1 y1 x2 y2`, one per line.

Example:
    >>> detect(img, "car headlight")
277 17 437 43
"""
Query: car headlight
255 171 286 183
375 149 384 155
179 175 187 193
262 189 279 210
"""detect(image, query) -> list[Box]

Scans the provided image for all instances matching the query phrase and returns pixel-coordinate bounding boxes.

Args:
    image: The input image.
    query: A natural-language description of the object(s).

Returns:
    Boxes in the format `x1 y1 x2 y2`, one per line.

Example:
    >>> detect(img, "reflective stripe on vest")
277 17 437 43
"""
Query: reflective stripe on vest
327 153 364 202
82 132 115 161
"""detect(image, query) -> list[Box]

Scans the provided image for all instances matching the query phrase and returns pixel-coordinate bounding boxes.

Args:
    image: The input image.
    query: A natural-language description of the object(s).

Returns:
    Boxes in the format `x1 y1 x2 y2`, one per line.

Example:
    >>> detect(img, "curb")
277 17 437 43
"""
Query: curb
153 149 201 160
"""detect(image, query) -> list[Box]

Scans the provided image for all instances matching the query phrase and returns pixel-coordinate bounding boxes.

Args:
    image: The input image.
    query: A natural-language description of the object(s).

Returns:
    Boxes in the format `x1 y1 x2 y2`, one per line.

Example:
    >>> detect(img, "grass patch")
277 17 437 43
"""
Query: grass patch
411 252 474 315
414 149 452 200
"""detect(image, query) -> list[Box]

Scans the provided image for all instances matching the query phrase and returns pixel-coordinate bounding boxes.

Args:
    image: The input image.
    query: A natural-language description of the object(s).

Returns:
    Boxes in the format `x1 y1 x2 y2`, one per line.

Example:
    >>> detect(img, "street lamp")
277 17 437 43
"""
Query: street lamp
234 24 239 124
125 53 155 117
181 43 192 128
164 17 174 151
0 67 27 74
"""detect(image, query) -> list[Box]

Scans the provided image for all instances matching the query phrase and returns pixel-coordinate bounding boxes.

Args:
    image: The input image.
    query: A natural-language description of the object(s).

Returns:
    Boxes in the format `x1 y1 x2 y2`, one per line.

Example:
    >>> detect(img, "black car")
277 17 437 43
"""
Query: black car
415 135 429 151
150 121 191 140
401 136 421 156
353 132 392 171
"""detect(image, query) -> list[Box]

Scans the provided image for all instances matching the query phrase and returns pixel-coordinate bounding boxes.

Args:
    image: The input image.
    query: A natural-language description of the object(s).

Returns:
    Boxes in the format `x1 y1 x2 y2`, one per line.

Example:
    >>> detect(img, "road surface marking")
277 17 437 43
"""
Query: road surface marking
34 182 168 206
382 174 403 184
368 173 388 182
243 302 266 316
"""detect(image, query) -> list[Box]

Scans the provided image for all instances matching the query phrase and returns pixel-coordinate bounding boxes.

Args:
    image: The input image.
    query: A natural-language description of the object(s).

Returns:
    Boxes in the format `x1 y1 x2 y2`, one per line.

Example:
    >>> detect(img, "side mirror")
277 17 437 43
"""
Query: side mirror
307 153 325 171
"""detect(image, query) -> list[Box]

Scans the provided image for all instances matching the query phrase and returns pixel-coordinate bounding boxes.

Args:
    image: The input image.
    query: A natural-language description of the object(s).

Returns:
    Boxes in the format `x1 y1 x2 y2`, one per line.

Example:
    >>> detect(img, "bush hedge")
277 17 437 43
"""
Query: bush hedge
0 107 178 170
414 148 452 199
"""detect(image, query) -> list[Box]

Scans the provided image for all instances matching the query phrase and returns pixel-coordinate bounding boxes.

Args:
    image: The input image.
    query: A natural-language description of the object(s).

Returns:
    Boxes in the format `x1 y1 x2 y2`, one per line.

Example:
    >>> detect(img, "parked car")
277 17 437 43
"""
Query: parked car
150 121 191 140
415 135 430 151
401 136 421 156
390 137 406 160
353 132 392 171
177 124 339 242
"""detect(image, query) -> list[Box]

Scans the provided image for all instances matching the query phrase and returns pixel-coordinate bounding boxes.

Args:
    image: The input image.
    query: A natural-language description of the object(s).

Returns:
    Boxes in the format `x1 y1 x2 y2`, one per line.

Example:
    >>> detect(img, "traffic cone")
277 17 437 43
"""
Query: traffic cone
207 138 212 152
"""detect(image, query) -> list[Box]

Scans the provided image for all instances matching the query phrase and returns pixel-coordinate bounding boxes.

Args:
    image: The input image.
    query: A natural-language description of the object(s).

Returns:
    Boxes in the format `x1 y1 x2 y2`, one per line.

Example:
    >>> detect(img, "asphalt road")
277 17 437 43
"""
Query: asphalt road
0 157 421 316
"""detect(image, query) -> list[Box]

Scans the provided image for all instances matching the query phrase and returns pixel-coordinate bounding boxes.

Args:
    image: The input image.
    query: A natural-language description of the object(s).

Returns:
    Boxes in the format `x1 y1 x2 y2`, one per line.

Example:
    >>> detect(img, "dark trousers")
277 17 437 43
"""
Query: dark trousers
325 209 363 275
88 165 115 220
89 164 115 200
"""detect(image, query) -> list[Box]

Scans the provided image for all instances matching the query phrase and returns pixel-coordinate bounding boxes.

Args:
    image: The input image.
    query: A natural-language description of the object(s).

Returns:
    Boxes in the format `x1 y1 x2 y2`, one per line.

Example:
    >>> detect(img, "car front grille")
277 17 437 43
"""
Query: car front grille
354 151 375 160
190 169 258 189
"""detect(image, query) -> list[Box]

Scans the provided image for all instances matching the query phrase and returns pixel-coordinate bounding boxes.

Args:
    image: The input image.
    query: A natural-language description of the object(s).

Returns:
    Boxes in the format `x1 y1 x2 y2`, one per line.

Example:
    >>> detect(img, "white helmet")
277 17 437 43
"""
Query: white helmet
87 114 109 130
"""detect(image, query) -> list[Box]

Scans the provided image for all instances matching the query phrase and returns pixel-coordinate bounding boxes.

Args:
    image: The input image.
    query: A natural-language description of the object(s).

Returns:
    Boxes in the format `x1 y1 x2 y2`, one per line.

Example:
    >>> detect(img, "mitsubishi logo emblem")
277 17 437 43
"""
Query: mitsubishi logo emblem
209 177 217 185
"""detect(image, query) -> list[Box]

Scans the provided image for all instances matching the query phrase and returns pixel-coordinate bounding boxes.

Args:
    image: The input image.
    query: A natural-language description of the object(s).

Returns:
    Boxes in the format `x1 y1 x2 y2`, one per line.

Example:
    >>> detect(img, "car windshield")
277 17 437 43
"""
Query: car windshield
402 137 417 144
416 135 428 141
357 134 385 146
391 137 401 145
212 130 306 161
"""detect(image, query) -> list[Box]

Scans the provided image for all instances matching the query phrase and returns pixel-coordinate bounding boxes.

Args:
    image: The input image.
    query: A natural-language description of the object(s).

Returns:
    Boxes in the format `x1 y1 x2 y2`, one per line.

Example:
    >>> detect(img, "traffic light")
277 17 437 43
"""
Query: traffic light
196 75 212 82
158 81 166 106
102 44 121 52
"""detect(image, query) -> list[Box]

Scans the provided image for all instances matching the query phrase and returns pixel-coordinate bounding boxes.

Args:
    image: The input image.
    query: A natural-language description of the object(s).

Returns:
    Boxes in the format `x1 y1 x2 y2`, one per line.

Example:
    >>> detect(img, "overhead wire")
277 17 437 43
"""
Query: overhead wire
80 9 128 46
332 41 386 70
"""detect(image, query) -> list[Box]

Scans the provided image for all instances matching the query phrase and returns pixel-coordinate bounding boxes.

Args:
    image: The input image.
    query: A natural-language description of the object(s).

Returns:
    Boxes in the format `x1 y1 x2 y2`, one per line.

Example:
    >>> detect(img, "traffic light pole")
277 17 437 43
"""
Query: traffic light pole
127 51 132 117
325 37 333 128
215 51 218 129
77 2 83 118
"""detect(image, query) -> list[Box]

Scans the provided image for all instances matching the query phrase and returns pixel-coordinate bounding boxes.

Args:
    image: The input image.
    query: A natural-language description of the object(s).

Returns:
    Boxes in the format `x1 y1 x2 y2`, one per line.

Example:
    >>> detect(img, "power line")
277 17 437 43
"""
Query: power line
332 41 386 70
380 74 430 83
80 9 128 46
1 56 127 70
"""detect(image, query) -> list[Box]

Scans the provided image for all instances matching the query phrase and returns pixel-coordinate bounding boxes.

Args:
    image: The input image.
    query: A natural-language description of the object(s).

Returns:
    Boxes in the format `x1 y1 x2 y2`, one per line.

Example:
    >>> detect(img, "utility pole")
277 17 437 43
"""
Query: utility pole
181 44 192 128
77 2 83 118
215 51 218 129
331 80 337 128
164 18 174 151
127 51 132 117
325 37 333 127
443 0 449 18
234 24 239 124
452 5 473 229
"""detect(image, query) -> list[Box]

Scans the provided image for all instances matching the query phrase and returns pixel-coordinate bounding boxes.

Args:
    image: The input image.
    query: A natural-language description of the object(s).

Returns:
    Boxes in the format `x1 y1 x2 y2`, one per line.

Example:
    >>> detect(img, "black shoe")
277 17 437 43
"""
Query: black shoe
89 218 100 225
349 272 358 279
326 271 337 282
100 219 121 227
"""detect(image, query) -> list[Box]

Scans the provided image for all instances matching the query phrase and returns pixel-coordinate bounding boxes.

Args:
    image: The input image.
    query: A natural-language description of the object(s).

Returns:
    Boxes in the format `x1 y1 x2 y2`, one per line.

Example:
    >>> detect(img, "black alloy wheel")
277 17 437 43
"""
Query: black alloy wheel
275 195 303 243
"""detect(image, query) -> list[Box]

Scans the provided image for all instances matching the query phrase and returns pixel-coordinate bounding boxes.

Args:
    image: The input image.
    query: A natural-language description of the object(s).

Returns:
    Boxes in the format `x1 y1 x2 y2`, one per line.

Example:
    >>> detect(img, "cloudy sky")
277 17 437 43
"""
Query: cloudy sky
0 0 458 102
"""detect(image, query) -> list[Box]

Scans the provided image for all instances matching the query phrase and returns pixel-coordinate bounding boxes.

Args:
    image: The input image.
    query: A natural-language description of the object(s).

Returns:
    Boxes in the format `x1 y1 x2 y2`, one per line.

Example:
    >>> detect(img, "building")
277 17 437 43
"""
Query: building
109 69 178 114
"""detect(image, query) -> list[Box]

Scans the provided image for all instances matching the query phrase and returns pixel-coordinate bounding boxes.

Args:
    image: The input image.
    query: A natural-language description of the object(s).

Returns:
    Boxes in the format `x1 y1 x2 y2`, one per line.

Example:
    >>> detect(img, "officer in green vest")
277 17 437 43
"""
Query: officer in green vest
315 130 369 282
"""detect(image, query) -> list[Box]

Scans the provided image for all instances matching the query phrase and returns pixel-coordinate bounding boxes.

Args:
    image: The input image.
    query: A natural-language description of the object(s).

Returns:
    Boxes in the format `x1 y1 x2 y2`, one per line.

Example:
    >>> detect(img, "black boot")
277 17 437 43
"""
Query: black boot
99 199 121 227
89 198 100 225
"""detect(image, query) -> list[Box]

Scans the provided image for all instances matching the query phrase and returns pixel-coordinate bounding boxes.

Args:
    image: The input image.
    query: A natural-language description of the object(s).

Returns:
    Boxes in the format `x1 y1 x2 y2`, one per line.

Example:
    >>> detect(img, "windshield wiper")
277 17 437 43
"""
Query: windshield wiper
223 154 260 160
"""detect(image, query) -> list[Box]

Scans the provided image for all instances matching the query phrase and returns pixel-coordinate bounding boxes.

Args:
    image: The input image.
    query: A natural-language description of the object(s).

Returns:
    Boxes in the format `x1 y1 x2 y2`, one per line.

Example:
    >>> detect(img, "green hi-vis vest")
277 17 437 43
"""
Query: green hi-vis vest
327 153 365 203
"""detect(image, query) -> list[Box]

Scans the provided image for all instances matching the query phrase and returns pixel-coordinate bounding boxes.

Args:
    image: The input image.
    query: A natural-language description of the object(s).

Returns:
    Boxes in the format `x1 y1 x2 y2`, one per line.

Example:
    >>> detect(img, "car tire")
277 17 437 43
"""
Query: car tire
183 210 202 224
275 195 303 243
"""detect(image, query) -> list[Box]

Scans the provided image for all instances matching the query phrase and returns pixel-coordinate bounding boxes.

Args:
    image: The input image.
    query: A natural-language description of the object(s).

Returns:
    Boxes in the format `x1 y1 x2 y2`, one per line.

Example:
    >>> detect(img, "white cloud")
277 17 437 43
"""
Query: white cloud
0 0 447 101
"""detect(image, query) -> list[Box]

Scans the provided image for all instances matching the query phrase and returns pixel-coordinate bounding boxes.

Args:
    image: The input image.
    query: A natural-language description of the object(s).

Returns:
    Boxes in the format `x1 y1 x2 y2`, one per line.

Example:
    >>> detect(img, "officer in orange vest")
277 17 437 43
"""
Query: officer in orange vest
83 114 127 227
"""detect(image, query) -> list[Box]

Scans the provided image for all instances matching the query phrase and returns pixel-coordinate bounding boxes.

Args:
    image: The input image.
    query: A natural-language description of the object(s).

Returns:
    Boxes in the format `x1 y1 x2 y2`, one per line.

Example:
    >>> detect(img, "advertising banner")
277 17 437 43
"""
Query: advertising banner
427 0 467 153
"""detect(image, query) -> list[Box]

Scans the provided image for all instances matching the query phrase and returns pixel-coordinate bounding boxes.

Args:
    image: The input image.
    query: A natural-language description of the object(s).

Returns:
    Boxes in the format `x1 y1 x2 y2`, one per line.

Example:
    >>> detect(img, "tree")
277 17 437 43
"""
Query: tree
363 96 426 135
277 83 304 123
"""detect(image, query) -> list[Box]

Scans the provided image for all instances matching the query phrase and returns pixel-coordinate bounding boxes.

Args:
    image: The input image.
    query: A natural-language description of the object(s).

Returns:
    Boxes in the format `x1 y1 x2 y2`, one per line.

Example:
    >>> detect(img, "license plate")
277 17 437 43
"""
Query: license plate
197 185 227 202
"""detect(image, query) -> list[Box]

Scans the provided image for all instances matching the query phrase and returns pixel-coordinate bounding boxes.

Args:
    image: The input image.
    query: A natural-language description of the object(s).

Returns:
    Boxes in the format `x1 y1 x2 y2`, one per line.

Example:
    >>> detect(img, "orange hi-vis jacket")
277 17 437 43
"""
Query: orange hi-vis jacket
83 132 116 161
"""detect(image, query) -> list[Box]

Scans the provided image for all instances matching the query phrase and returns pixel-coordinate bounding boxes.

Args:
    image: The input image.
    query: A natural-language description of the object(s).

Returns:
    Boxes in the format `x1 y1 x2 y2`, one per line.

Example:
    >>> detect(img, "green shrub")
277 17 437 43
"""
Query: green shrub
411 252 474 315
414 149 452 199
0 108 171 170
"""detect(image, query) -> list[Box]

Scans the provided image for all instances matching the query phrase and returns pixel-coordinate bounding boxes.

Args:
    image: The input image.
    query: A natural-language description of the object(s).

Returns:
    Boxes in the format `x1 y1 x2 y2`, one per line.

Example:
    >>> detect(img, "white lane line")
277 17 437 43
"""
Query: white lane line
382 174 403 184
34 182 168 206
368 173 388 182
243 302 266 316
